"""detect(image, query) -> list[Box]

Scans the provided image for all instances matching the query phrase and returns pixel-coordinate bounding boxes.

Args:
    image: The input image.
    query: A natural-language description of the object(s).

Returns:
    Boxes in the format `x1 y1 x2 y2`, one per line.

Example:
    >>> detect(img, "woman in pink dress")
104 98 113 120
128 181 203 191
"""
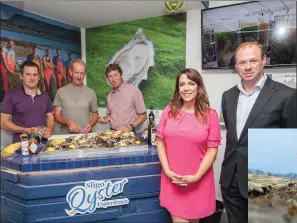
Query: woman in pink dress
156 68 222 223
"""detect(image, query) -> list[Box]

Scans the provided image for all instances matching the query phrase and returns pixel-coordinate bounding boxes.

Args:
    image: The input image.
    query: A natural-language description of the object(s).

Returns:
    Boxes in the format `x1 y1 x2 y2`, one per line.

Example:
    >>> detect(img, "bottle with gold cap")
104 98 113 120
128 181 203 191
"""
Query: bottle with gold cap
28 128 38 155
148 106 156 146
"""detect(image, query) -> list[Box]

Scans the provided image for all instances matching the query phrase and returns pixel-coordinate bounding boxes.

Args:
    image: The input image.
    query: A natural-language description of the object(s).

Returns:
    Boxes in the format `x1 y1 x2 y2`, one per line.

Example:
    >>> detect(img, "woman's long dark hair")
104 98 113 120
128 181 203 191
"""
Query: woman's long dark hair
170 68 210 123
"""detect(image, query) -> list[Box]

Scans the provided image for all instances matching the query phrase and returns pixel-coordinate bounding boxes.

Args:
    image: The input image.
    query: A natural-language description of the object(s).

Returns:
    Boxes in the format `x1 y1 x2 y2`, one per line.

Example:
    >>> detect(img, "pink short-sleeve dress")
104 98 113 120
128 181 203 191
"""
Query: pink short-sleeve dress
156 105 222 219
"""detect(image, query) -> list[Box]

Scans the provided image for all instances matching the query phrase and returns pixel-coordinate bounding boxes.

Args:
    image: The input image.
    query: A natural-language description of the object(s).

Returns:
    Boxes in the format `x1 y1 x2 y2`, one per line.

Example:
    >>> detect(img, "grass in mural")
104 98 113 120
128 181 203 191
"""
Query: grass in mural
86 13 186 109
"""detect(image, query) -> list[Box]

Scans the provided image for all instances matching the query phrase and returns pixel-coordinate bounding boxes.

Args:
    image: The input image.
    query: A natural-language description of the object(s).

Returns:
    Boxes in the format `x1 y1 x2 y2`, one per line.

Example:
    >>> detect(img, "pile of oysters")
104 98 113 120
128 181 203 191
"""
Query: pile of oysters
46 130 141 152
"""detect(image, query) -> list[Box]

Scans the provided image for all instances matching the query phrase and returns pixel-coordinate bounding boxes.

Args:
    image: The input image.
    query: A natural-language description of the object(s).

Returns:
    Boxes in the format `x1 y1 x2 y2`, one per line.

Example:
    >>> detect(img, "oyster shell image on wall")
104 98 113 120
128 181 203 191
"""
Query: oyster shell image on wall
106 28 155 87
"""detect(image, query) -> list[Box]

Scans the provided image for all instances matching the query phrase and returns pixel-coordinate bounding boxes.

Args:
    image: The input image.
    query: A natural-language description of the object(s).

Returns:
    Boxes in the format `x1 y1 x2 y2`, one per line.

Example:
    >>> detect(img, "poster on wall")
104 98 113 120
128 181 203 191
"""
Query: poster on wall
0 3 82 102
267 73 296 88
86 13 187 109
277 74 296 89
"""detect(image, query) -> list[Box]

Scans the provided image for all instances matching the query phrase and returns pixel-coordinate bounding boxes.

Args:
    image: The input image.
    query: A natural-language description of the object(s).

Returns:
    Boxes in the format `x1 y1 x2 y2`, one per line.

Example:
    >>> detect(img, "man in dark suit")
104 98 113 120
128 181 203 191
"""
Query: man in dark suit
283 90 297 128
220 42 295 223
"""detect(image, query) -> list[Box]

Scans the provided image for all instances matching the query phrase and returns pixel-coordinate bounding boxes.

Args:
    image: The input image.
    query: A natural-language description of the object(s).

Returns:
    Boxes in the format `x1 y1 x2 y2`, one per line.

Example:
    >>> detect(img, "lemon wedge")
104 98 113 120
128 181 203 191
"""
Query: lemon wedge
52 139 65 144
78 140 85 145
47 147 55 152
119 143 127 147
135 141 141 144
69 144 76 149
112 133 119 138
122 133 130 137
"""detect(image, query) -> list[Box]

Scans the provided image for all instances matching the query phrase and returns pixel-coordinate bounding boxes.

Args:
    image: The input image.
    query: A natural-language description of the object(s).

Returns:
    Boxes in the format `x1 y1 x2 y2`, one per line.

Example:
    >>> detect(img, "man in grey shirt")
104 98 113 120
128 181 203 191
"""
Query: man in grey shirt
53 59 99 134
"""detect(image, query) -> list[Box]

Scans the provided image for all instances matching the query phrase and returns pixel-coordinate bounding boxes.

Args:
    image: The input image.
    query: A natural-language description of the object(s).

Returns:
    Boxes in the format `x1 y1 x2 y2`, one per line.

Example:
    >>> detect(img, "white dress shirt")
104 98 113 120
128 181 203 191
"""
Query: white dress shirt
236 74 267 139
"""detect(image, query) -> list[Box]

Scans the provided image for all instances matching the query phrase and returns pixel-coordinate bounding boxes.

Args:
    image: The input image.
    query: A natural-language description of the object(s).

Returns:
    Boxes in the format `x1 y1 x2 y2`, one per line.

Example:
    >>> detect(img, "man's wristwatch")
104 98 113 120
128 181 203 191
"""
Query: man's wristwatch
129 124 135 131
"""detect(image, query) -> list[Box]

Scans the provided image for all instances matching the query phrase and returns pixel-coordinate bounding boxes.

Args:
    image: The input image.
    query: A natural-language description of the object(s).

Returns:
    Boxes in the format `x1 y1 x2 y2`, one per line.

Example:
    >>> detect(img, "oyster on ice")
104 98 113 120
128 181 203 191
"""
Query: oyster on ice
46 130 142 151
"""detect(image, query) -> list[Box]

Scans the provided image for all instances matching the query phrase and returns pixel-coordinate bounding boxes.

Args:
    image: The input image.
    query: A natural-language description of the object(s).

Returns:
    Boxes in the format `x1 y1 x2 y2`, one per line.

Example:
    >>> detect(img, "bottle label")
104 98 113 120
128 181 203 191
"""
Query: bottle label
21 141 29 156
30 143 38 154
151 128 156 146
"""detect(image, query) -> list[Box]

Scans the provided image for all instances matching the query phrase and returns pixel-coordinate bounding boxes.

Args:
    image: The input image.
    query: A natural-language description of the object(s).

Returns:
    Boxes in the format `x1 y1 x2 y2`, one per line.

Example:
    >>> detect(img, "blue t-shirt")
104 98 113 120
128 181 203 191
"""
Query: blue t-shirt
52 56 64 66
5 48 15 58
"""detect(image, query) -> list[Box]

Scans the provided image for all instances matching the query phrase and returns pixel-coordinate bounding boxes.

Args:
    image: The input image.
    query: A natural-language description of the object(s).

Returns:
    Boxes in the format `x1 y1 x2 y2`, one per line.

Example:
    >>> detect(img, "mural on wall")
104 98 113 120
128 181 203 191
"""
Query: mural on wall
0 3 81 102
106 28 155 87
86 13 186 109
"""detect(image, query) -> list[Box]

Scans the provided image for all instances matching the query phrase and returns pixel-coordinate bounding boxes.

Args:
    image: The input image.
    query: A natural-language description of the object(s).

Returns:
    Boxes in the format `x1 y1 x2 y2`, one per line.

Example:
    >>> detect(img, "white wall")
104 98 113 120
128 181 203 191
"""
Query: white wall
209 1 247 8
81 28 87 85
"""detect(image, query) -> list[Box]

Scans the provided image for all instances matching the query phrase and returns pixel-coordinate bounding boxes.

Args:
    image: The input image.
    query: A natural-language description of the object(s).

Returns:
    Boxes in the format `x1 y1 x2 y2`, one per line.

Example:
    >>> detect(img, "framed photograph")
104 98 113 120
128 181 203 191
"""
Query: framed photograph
201 1 297 69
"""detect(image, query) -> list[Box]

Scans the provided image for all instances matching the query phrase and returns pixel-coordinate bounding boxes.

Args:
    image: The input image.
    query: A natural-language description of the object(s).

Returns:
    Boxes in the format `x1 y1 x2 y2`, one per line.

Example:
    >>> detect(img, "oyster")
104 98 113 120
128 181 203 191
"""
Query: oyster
249 174 297 223
47 130 142 151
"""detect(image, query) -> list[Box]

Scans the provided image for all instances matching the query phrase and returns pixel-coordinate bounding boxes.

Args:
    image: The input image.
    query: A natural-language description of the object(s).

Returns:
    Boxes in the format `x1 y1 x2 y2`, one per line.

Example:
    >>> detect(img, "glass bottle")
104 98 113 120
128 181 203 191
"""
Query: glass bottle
148 106 156 146
20 134 29 156
148 106 155 126
29 128 38 155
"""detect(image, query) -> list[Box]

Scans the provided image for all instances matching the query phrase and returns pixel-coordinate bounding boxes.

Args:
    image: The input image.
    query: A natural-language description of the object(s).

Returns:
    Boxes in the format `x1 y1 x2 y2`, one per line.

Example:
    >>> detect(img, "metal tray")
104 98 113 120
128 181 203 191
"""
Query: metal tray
38 133 148 159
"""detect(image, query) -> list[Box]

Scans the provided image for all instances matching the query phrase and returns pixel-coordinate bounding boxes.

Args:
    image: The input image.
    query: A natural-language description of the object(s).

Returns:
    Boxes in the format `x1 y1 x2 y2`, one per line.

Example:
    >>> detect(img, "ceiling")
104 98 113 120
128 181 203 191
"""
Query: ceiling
4 0 205 29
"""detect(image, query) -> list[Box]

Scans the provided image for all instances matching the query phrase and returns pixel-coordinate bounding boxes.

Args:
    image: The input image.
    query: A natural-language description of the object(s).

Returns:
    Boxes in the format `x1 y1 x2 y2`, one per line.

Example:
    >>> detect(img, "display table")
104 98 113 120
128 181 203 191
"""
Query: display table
0 144 173 223
1 141 224 223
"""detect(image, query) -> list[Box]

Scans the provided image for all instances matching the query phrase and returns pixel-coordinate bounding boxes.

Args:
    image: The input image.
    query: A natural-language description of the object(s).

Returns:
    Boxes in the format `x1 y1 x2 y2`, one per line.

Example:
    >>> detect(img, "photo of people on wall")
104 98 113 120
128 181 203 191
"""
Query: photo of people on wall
0 2 81 103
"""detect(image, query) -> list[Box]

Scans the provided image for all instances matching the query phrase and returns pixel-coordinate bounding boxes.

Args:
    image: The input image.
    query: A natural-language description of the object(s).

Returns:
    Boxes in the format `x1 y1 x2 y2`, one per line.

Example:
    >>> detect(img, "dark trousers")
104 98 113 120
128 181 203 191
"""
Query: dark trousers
221 169 248 223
